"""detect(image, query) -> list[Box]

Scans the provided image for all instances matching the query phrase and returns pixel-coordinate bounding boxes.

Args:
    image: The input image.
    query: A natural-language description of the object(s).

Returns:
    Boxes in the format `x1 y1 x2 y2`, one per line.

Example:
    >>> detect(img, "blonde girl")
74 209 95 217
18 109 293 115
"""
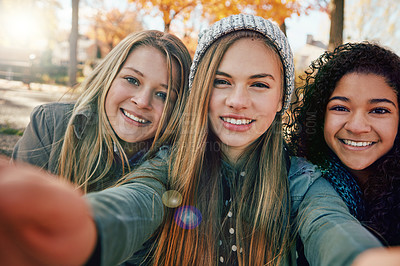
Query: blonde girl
12 30 191 193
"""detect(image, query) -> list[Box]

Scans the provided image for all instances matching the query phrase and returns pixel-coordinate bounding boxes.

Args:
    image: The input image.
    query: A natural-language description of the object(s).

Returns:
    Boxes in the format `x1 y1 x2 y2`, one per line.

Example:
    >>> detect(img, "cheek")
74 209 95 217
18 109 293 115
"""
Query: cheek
323 115 336 146
323 126 332 149
256 97 279 118
105 83 120 108
104 91 114 119
153 102 168 123
208 92 221 116
104 82 126 120
382 120 399 147
208 99 221 134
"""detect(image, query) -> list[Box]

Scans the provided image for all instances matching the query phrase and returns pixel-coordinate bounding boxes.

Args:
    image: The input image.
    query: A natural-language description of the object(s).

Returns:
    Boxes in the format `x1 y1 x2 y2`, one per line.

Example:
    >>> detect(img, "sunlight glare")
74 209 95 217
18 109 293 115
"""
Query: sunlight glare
3 10 44 46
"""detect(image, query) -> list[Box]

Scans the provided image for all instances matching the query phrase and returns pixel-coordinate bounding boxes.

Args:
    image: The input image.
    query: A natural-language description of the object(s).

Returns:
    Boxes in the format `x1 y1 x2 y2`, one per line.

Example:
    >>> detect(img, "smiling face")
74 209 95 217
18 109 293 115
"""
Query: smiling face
324 72 399 175
105 45 177 145
208 38 283 162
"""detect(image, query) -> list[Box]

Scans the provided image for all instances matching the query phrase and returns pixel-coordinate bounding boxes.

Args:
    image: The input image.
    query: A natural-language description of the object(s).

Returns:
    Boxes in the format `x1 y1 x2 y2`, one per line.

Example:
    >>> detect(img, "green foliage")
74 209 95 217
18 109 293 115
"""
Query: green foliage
0 125 23 136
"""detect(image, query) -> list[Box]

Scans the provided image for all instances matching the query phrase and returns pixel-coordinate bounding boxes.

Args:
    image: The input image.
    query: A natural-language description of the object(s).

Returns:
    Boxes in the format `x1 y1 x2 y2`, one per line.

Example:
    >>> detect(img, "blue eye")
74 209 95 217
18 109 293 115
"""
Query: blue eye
125 77 140 86
156 91 167 101
371 108 390 114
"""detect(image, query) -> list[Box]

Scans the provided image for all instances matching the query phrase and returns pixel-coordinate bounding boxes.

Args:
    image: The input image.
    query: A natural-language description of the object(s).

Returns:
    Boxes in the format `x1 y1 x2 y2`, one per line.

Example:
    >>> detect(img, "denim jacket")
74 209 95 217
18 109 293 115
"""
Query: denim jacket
86 148 382 266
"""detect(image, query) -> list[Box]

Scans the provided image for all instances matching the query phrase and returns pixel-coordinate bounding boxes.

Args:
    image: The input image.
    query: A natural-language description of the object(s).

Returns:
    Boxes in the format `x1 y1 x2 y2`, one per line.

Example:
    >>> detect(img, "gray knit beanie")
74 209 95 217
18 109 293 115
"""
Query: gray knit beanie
189 14 294 111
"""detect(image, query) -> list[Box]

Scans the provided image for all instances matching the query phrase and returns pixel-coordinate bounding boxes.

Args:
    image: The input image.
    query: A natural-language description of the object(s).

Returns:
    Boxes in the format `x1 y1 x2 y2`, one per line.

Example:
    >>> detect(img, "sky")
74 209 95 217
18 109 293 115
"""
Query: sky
287 11 330 52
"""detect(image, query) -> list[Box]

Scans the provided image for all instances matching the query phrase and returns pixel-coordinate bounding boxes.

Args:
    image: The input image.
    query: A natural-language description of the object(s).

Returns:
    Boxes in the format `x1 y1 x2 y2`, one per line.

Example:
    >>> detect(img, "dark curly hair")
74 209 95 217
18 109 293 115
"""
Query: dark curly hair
285 42 400 245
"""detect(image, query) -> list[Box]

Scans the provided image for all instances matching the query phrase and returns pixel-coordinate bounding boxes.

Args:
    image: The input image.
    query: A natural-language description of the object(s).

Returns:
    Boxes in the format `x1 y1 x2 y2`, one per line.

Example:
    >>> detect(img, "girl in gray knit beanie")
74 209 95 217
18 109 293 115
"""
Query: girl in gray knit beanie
151 13 382 266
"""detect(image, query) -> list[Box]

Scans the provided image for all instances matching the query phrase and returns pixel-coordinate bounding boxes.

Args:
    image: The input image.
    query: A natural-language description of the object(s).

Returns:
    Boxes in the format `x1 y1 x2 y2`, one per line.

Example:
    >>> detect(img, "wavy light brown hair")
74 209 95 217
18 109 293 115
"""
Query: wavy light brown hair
151 30 292 265
58 30 191 193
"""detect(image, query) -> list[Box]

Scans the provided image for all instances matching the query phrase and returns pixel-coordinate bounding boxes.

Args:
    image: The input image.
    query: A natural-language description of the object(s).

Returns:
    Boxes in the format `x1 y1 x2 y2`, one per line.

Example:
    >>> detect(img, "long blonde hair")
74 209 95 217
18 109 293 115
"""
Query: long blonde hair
58 30 191 193
153 31 291 265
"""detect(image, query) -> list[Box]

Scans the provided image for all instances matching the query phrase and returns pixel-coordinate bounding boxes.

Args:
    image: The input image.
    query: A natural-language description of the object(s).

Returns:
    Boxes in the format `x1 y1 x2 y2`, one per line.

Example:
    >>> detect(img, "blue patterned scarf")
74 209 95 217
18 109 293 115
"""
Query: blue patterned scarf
321 154 365 220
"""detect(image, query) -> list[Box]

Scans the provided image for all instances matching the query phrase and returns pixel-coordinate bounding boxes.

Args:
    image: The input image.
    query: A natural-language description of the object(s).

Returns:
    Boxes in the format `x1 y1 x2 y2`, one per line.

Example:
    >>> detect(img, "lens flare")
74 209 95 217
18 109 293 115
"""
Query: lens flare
174 206 202 229
162 190 182 208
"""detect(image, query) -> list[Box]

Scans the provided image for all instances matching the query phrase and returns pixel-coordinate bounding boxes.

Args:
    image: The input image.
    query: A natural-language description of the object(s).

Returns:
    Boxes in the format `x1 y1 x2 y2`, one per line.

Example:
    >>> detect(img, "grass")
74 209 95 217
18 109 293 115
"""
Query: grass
0 124 24 136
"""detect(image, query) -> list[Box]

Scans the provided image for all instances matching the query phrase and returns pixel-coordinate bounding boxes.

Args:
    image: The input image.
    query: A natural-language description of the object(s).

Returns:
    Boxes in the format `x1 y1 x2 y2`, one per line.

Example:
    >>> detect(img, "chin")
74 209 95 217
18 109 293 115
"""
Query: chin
345 162 373 172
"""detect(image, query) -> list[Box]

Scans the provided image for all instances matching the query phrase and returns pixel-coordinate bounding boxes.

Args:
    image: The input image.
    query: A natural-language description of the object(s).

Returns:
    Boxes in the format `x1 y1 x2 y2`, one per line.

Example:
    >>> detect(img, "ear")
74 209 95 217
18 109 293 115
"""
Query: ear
276 100 283 113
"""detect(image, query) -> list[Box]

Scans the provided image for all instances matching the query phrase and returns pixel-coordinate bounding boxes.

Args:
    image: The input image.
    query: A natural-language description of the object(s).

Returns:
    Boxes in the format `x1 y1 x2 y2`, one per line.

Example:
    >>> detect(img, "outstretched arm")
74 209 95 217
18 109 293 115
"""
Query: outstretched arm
298 177 382 266
352 247 400 266
0 157 97 266
289 157 382 266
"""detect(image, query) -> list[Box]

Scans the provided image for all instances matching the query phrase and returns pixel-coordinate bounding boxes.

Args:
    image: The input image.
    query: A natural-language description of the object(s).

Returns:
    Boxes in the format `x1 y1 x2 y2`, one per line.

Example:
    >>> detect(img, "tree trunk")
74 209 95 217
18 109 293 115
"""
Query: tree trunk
279 20 287 36
164 22 170 33
69 0 79 87
328 0 344 51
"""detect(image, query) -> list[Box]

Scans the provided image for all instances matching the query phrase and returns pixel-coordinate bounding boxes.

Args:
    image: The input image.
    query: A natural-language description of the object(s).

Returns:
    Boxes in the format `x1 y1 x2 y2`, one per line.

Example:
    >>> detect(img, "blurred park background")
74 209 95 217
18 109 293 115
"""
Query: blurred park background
1 0 400 156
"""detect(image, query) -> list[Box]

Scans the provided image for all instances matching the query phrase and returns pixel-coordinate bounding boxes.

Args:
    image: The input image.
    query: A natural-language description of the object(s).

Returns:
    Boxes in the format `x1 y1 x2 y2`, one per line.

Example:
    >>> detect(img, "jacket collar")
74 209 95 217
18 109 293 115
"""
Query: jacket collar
72 105 96 139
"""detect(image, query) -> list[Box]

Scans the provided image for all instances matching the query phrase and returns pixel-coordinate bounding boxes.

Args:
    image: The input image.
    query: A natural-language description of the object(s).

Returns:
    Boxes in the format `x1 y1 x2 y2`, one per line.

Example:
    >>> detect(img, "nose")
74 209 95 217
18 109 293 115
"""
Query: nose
344 111 371 134
130 88 152 110
225 86 251 110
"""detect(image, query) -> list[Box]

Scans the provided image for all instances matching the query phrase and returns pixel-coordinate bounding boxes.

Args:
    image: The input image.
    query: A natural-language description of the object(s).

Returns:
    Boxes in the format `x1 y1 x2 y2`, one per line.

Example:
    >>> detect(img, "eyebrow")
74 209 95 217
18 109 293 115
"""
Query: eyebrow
124 67 144 77
328 96 397 107
215 71 275 80
124 67 168 89
370 98 397 107
328 96 349 102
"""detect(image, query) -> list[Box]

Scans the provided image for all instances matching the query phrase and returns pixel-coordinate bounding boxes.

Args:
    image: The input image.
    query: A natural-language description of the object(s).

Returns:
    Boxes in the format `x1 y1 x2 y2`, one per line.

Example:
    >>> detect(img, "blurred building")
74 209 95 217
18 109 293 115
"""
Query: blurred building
294 34 327 73
0 47 38 83
52 36 96 66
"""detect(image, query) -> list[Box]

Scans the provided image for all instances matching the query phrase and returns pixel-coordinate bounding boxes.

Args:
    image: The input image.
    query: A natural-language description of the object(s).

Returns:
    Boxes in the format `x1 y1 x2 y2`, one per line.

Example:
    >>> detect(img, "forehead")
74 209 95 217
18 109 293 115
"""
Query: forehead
124 45 166 67
123 45 180 82
218 38 282 76
332 73 397 102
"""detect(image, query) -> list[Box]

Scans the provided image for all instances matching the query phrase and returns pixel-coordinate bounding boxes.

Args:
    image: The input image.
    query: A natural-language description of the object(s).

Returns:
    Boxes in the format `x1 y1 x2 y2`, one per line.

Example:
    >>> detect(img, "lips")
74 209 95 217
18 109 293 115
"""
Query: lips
221 117 254 126
340 139 374 147
121 109 150 124
219 116 254 132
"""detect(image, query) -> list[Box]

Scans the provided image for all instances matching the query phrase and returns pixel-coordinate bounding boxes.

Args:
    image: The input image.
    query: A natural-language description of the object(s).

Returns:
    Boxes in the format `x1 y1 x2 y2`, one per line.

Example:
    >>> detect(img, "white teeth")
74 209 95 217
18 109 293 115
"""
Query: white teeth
342 139 373 147
222 117 252 125
122 110 148 124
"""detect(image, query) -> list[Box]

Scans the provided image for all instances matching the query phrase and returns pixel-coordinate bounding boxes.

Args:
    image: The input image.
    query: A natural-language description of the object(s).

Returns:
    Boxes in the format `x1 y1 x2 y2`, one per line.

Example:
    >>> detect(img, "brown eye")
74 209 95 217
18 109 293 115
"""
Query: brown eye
371 108 390 114
213 79 230 87
329 105 349 112
251 82 269 89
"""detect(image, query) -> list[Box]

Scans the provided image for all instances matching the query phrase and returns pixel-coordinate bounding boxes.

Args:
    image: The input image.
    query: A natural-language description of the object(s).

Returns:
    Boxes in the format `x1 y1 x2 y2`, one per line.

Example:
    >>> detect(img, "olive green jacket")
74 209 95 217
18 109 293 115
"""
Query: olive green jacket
86 148 382 266
12 102 145 192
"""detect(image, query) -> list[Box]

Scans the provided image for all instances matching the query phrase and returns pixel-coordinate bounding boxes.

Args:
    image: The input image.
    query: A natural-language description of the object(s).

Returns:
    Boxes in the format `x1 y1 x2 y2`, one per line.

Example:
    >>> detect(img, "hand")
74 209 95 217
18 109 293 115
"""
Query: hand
352 247 400 266
0 157 97 266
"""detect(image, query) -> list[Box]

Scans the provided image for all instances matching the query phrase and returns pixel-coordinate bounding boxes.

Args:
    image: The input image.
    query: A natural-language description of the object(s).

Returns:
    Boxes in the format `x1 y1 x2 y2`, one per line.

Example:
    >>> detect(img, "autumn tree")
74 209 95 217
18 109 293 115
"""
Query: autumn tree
129 0 321 33
131 0 197 32
202 0 303 28
86 8 144 56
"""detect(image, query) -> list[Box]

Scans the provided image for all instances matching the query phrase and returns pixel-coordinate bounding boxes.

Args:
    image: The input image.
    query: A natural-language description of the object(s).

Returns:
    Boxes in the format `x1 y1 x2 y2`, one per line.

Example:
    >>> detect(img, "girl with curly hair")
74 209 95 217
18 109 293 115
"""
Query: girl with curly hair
286 42 400 246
